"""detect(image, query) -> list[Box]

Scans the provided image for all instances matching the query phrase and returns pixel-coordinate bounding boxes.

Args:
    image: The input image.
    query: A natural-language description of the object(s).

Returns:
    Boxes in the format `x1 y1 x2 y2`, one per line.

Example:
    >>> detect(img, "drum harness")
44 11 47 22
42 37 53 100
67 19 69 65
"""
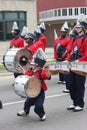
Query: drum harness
70 35 86 61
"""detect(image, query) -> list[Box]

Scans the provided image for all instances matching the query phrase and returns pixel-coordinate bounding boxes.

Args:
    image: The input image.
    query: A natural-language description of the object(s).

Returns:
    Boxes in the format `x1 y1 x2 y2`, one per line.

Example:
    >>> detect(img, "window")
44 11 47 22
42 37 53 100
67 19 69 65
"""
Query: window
62 9 67 16
0 11 26 41
80 8 86 14
74 8 78 15
58 9 61 16
69 8 72 15
54 10 57 16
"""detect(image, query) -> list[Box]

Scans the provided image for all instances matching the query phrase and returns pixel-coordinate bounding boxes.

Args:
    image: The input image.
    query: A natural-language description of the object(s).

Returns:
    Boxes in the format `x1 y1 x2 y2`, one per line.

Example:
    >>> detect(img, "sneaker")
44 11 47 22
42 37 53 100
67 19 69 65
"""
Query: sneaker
67 105 75 110
63 89 70 93
17 110 27 116
73 106 83 112
40 114 46 121
0 100 3 109
62 81 66 84
57 81 62 84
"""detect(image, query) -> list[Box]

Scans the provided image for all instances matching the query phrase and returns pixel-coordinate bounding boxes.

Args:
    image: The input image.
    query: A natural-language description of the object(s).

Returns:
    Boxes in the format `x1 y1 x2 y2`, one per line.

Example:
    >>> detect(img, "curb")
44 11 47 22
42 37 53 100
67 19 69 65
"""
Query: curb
0 70 13 76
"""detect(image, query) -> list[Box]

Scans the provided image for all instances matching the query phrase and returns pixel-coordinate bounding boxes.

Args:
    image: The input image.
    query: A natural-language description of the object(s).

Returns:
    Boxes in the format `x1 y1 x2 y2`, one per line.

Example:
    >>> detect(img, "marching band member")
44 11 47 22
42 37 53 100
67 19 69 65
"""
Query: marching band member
54 21 70 92
10 22 24 48
9 22 24 78
17 49 51 121
38 22 47 51
66 14 87 112
24 32 36 54
34 27 45 51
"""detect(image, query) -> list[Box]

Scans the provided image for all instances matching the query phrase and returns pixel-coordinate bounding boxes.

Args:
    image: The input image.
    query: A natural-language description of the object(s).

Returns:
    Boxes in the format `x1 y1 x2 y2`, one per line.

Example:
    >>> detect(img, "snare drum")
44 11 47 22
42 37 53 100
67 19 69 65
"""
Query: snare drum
71 62 87 76
55 61 70 74
47 59 59 75
3 48 32 73
13 75 41 98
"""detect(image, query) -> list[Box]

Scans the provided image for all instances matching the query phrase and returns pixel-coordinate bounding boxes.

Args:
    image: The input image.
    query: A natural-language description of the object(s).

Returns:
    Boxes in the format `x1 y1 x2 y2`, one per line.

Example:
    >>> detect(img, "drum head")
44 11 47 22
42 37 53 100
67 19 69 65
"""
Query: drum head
25 77 41 98
15 48 32 72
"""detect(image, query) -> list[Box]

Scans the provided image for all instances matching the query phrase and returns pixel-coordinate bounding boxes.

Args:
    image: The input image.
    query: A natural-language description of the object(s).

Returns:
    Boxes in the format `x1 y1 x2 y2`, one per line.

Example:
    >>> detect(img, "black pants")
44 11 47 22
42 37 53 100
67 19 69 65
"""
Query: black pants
59 73 65 82
14 73 23 78
65 73 71 90
69 71 86 108
24 89 45 118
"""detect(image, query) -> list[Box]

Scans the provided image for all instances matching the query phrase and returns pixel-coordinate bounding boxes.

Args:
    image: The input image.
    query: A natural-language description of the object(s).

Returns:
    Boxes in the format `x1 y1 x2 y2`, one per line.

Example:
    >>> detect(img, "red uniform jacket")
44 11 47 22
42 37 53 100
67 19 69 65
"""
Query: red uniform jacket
10 36 24 48
67 35 87 61
24 43 38 55
25 69 51 90
39 35 47 51
54 36 70 59
24 40 44 55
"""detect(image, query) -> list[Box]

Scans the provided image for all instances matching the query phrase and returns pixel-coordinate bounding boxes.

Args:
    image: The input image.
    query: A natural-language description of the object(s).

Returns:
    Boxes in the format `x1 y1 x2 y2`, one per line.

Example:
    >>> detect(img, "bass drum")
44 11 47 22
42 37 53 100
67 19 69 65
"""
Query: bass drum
3 48 32 73
13 75 29 98
25 76 41 98
13 75 41 98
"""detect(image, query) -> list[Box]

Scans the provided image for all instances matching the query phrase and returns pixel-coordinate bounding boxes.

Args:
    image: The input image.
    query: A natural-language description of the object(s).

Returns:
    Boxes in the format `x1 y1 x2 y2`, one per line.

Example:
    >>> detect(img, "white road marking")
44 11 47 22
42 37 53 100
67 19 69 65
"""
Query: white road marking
3 93 68 106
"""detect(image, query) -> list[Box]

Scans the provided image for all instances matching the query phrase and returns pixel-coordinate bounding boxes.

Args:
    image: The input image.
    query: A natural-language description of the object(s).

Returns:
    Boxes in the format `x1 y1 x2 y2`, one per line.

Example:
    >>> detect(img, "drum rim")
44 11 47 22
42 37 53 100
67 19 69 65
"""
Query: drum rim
24 76 41 98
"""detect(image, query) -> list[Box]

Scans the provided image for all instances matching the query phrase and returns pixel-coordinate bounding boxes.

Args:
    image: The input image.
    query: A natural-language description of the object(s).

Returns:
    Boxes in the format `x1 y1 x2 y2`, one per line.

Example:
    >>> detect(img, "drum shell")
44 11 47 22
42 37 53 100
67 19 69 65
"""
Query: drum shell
49 63 59 75
13 75 41 98
71 62 87 76
3 48 32 73
55 61 70 74
13 75 29 97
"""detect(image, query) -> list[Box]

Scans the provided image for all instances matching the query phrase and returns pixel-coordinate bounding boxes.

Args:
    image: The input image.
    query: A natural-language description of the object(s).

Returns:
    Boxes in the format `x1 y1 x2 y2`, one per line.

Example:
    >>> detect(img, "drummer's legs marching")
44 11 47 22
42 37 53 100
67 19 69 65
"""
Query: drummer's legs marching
17 90 46 121
67 71 86 111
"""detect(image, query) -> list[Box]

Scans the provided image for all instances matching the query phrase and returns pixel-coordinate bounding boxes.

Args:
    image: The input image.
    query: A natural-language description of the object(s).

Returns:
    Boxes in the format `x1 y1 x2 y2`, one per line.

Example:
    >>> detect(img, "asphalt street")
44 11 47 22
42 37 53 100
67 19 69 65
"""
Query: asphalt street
0 73 87 130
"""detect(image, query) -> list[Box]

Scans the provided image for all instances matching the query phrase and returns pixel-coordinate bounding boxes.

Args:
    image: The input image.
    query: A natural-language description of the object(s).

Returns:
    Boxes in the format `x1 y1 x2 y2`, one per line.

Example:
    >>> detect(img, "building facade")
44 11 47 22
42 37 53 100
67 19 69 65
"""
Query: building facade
0 0 37 41
37 0 87 46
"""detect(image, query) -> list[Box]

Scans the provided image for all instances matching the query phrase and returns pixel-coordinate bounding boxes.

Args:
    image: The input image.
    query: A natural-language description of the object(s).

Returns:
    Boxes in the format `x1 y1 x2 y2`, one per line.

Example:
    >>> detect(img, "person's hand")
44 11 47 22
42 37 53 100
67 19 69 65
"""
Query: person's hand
18 64 26 74
44 63 49 71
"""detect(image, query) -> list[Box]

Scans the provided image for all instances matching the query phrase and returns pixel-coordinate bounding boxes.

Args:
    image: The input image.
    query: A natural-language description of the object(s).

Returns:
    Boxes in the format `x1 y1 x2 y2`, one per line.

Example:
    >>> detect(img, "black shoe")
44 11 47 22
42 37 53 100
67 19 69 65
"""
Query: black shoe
0 100 3 109
73 106 83 112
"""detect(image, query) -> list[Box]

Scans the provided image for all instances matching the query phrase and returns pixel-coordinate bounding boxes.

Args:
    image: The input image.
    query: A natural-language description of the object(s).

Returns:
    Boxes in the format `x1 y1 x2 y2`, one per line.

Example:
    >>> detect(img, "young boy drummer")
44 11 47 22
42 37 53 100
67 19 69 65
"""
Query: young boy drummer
17 48 51 121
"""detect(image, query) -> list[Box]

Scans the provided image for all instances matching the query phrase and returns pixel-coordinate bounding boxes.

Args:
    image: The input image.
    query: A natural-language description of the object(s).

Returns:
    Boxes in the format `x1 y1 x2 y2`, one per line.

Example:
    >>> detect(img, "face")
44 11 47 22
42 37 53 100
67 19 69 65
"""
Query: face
76 27 83 34
25 38 32 44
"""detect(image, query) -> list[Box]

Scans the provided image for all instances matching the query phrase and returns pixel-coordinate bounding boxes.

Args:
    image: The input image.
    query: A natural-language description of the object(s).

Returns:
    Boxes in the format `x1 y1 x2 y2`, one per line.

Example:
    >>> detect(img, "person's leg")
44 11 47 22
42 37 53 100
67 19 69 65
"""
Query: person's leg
75 74 86 108
0 100 3 109
34 90 45 120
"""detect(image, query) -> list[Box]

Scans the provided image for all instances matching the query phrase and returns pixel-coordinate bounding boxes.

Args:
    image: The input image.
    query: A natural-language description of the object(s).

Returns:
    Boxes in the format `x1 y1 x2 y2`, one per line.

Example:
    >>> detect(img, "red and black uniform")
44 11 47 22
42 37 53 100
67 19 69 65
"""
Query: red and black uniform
54 36 70 59
24 39 44 55
39 35 47 51
67 35 87 61
66 34 87 108
23 69 51 118
54 36 70 84
10 36 24 48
